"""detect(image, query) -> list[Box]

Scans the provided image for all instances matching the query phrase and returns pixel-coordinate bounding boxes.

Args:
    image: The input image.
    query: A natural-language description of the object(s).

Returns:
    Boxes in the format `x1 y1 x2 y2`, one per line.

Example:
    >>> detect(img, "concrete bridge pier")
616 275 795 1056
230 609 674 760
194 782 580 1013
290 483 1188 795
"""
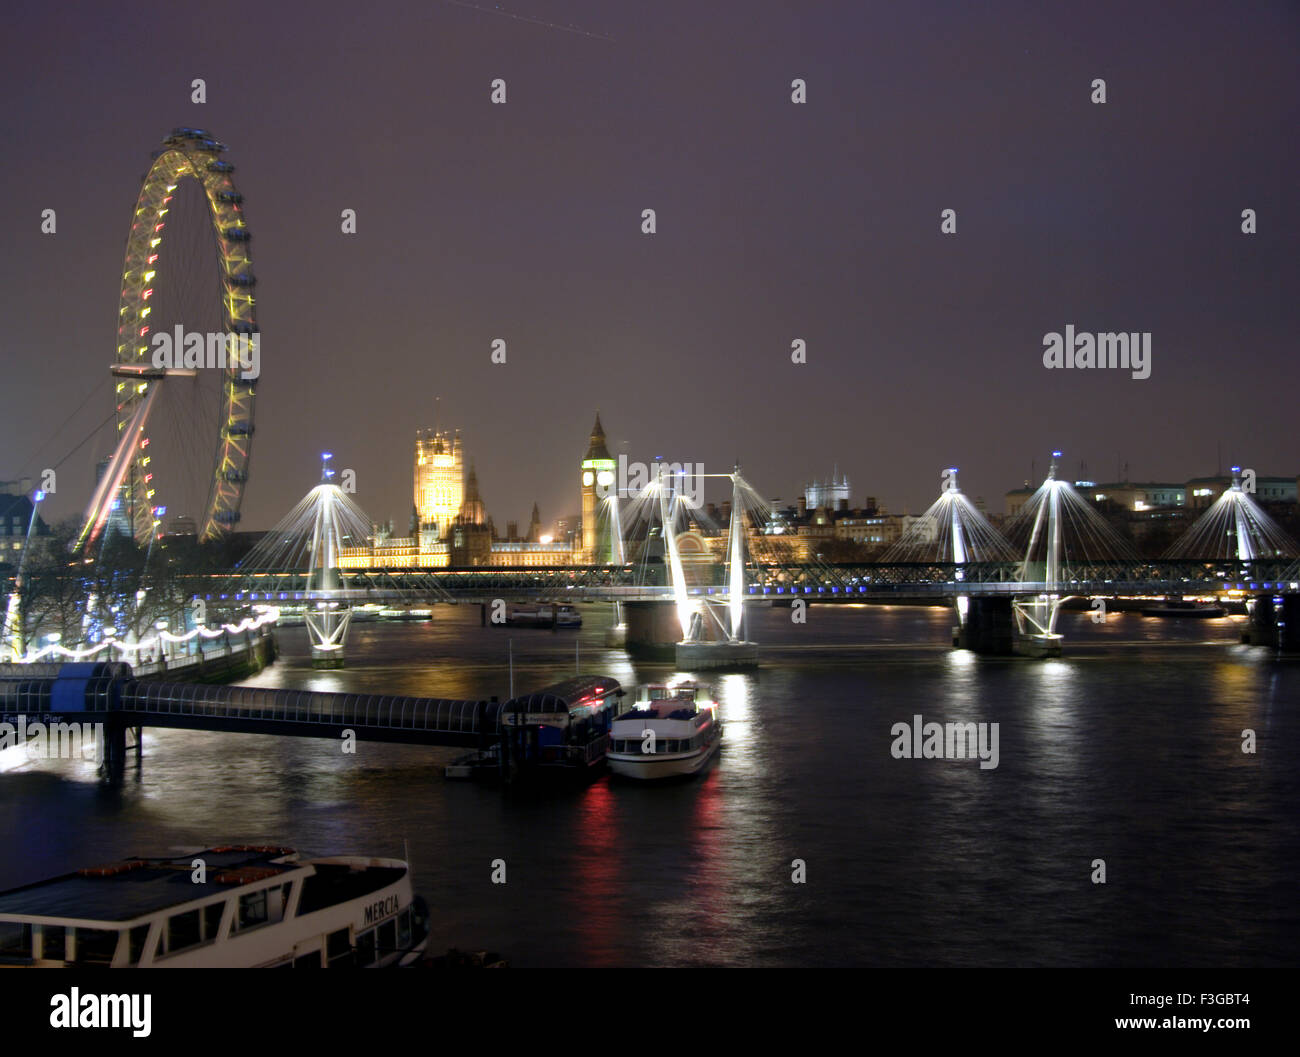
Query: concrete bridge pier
956 597 1016 655
1243 595 1277 647
98 718 127 786
623 601 681 660
1282 595 1300 653
1244 593 1300 652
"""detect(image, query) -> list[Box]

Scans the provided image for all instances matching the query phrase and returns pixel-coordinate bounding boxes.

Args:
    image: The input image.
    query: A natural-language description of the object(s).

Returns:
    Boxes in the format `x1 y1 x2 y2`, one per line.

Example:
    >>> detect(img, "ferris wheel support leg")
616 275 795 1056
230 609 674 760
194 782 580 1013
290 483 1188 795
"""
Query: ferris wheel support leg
79 385 160 550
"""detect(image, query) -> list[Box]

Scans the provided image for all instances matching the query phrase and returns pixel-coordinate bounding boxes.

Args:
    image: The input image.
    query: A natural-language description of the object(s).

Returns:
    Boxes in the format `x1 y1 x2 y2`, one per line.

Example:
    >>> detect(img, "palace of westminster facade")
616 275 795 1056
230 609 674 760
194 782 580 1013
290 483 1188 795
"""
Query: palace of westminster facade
338 416 618 569
333 414 970 571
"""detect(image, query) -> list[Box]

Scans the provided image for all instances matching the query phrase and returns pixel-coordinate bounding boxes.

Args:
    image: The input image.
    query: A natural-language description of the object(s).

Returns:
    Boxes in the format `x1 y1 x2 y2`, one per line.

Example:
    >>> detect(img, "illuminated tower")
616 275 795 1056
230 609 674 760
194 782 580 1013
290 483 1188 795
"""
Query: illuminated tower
458 463 487 525
450 464 492 566
413 428 463 538
580 413 616 562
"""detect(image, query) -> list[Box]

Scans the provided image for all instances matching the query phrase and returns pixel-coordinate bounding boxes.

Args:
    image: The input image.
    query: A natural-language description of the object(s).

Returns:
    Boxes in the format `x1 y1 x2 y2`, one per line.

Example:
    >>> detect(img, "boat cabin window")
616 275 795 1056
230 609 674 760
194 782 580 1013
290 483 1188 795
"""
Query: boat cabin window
237 888 267 930
326 927 353 967
127 923 152 964
648 686 697 702
293 950 322 968
0 922 32 960
165 901 225 952
398 909 412 948
71 927 119 965
127 923 150 965
39 924 66 961
166 908 202 954
203 901 224 940
378 918 397 958
356 928 377 966
236 883 288 932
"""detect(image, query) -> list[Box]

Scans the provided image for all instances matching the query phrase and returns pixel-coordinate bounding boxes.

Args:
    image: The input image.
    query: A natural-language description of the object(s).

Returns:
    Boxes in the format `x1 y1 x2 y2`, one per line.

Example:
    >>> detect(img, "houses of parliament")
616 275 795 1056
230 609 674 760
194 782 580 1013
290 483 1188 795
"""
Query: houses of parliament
339 415 615 569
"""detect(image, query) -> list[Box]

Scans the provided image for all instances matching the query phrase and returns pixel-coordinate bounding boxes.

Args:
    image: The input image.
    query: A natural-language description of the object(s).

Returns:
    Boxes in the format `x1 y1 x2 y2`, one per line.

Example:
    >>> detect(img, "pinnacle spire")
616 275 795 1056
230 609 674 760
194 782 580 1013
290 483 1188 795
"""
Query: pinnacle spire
584 412 611 461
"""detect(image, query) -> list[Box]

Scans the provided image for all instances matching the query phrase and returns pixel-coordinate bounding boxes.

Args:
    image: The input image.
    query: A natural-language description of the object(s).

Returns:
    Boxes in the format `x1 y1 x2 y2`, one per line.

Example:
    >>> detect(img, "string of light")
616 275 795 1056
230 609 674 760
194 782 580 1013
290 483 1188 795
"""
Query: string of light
14 607 280 664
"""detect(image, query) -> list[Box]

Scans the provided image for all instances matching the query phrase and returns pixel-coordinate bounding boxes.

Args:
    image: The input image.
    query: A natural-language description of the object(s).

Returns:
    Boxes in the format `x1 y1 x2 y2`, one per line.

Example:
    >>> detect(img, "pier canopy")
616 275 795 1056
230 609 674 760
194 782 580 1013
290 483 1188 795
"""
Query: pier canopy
501 677 623 724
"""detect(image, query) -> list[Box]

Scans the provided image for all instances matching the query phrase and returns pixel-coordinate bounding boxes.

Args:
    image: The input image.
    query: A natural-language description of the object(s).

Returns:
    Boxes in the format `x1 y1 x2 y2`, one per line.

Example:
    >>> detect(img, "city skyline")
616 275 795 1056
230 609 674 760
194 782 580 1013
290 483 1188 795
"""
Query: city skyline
0 2 1295 538
2 0 1298 992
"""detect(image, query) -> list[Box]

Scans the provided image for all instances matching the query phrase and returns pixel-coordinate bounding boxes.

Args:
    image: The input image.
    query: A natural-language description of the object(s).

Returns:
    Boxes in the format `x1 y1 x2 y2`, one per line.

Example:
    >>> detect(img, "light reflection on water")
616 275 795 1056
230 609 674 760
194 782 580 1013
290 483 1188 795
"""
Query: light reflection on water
0 603 1295 967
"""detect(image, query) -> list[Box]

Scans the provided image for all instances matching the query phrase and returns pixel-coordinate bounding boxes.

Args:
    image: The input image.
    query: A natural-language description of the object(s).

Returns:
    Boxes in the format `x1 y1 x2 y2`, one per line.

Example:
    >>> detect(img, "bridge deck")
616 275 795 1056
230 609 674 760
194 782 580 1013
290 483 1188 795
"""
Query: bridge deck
180 559 1300 605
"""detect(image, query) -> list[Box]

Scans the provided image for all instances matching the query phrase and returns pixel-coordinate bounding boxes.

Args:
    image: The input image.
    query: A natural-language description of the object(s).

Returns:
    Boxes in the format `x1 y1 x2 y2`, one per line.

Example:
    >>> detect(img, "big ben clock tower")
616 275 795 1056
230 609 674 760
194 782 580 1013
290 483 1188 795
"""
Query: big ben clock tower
580 413 616 562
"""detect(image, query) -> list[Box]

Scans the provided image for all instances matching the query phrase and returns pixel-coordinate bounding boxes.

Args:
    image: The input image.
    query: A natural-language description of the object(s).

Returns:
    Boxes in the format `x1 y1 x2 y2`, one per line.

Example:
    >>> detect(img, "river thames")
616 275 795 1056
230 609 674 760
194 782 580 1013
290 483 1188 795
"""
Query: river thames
2 604 1296 967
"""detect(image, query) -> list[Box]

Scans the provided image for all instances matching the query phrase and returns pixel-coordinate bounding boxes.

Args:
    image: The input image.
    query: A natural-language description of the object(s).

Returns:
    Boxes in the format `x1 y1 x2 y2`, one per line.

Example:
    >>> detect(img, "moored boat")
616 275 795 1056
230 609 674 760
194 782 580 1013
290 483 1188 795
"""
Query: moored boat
0 846 430 967
1141 600 1226 618
501 603 582 628
607 682 722 780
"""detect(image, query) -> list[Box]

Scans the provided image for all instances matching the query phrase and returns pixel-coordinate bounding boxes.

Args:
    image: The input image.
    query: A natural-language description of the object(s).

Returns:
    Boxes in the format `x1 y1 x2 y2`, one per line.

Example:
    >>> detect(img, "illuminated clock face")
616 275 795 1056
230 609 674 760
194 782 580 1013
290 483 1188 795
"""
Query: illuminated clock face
583 472 594 486
596 470 615 487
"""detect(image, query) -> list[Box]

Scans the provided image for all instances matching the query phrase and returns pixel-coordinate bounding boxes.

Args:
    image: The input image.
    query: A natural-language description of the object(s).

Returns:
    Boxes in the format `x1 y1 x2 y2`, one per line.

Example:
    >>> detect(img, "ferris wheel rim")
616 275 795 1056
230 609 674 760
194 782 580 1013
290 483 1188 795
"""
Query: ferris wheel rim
113 127 257 544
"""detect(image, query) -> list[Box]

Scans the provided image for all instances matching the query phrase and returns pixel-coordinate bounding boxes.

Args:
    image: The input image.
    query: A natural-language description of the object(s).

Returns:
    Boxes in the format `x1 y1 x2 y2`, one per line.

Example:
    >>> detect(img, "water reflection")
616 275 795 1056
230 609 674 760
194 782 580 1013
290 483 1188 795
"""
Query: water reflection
1 604 1296 966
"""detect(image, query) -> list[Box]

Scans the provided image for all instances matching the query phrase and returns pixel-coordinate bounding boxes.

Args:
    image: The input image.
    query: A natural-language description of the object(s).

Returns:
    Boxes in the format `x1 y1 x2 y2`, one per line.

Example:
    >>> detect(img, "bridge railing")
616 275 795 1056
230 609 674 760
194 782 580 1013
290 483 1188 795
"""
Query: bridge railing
174 558 1300 603
744 558 1300 593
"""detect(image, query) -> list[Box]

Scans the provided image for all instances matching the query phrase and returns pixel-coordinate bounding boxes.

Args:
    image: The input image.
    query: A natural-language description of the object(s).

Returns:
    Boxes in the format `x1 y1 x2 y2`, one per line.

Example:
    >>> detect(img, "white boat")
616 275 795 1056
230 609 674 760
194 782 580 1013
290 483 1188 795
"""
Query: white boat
502 603 582 628
0 846 430 968
606 682 722 780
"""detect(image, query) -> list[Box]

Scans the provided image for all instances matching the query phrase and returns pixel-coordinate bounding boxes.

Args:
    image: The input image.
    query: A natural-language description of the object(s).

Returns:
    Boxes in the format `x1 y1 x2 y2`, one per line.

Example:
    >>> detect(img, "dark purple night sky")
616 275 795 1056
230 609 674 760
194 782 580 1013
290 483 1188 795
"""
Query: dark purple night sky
2 0 1296 532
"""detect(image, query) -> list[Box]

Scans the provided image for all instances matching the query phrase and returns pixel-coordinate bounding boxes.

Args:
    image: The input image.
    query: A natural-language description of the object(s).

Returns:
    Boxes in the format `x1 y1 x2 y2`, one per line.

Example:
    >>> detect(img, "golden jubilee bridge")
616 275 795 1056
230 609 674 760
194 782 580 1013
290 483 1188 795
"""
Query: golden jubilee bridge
205 557 1299 604
8 456 1298 669
186 554 1300 659
186 456 1300 662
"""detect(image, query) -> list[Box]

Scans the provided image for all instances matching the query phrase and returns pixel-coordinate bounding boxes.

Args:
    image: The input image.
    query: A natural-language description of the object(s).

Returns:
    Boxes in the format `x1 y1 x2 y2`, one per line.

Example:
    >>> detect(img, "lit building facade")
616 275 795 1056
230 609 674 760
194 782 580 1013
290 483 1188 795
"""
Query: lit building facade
579 414 617 563
340 422 594 570
413 429 463 538
805 472 850 511
1185 474 1296 510
1088 482 1186 511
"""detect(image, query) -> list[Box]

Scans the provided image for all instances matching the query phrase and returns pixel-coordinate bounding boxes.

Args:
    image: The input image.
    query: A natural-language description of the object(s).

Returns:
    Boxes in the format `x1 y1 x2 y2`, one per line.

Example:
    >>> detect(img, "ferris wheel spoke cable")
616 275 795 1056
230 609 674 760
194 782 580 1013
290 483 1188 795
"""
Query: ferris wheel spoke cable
44 405 120 477
15 375 112 477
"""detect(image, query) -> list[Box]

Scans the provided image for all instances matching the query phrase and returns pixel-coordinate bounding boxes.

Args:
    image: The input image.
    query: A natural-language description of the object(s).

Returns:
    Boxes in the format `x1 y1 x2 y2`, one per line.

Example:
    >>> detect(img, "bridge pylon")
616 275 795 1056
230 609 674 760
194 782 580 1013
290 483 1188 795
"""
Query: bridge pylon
603 485 628 647
670 466 758 670
304 455 353 668
1004 450 1139 656
879 467 1017 651
1012 454 1066 657
232 454 374 668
